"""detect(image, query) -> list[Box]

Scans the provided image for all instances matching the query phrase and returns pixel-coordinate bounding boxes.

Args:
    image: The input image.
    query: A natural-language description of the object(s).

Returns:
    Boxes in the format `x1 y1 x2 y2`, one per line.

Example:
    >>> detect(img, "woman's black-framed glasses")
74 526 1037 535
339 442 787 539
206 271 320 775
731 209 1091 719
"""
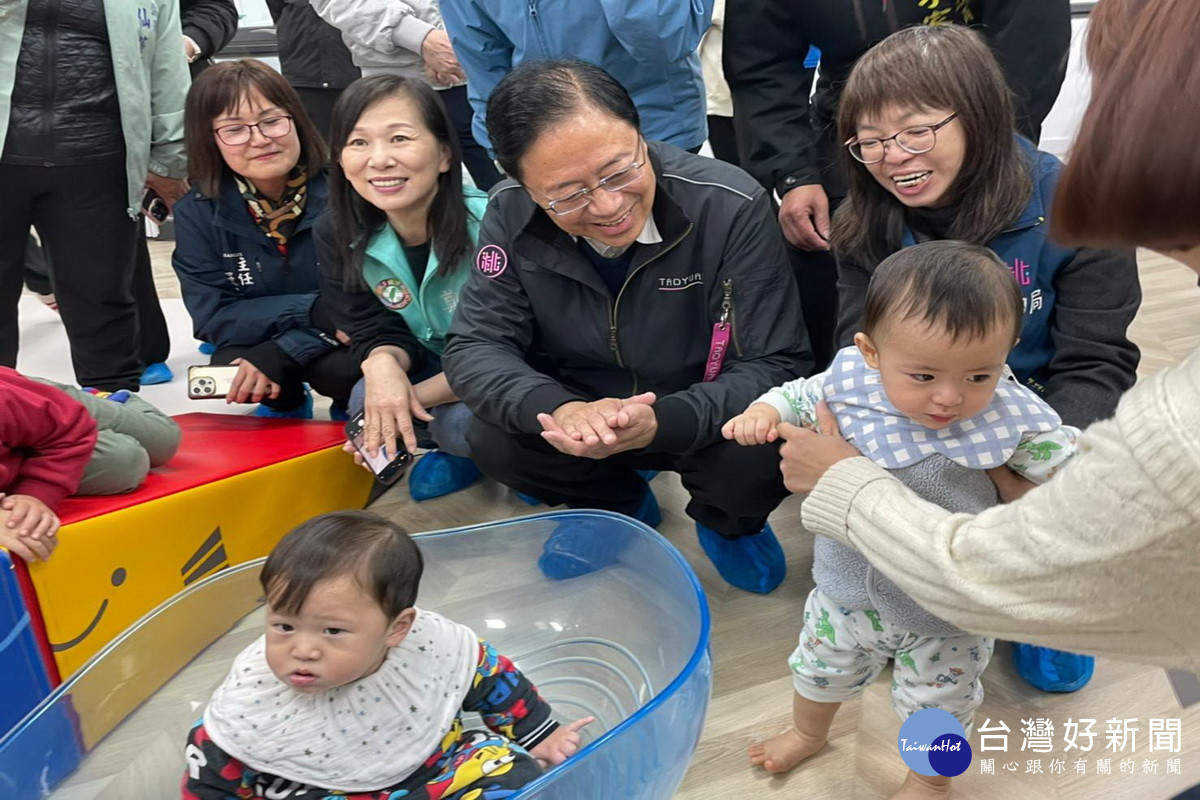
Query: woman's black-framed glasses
213 115 294 147
845 113 958 164
545 140 647 215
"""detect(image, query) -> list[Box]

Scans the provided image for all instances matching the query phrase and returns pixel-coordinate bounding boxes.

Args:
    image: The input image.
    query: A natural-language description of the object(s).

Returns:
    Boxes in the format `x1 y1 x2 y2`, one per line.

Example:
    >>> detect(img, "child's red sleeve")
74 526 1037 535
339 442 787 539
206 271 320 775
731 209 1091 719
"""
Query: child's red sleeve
0 368 98 509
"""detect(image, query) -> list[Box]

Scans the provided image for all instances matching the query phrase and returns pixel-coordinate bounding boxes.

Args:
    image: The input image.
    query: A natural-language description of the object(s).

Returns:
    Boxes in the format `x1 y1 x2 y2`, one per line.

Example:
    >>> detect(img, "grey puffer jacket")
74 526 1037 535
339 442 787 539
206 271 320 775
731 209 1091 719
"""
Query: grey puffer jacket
812 454 998 637
2 0 122 165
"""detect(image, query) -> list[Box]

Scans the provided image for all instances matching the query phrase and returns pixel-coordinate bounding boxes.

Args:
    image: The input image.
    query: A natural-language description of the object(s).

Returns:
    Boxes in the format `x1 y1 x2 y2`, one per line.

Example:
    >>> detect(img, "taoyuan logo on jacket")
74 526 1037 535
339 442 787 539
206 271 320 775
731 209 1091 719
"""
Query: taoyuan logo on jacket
658 272 703 291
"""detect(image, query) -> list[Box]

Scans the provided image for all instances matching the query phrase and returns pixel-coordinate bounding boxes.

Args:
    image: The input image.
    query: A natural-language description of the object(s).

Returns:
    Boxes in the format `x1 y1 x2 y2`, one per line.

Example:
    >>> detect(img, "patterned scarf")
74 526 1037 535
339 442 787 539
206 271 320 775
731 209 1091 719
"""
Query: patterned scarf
235 166 308 256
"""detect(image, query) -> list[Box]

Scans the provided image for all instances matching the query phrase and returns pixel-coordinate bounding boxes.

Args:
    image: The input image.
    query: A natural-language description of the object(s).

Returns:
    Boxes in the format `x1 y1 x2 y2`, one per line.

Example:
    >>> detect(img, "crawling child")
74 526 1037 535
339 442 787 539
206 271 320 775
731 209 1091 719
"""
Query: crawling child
182 510 591 799
723 240 1079 799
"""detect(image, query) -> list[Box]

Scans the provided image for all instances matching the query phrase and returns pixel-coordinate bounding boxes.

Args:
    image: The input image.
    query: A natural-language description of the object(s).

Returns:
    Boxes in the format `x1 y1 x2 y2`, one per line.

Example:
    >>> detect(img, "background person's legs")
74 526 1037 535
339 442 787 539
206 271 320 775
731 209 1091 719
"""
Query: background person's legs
294 86 343 141
23 231 53 298
132 228 171 368
31 159 142 391
438 84 503 190
0 166 38 367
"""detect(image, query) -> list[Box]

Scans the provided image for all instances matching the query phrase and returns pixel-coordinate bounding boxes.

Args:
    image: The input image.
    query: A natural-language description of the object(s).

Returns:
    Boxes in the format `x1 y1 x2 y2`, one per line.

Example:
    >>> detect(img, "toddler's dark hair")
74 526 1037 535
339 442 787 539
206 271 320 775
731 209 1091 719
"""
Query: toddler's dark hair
260 510 423 620
862 240 1023 345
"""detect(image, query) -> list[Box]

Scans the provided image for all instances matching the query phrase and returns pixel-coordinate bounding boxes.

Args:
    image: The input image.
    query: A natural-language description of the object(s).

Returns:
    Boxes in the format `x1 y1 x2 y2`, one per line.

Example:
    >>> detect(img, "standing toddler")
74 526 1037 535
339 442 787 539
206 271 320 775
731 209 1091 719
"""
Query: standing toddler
724 241 1078 799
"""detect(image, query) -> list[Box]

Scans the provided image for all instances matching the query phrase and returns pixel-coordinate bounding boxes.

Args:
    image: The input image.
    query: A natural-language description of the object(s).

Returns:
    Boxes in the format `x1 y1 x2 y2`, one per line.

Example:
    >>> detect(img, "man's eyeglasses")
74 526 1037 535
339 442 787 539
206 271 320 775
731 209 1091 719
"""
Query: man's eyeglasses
544 143 646 215
845 113 957 164
213 115 294 147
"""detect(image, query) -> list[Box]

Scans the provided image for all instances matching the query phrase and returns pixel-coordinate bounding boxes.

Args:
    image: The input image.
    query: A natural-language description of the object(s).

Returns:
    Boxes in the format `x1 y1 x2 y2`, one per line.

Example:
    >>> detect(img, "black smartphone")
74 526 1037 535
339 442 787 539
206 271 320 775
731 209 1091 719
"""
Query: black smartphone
141 189 169 223
345 412 412 484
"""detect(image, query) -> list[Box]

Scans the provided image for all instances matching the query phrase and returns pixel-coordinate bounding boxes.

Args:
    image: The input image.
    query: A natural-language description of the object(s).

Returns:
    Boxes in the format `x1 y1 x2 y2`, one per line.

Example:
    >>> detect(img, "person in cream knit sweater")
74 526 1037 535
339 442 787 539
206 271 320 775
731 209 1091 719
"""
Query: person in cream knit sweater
779 0 1200 673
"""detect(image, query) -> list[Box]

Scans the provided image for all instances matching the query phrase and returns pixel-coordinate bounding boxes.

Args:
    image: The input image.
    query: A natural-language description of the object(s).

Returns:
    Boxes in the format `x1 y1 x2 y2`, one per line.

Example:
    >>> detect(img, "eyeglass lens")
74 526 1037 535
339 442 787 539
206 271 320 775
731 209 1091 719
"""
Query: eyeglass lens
851 126 937 163
216 117 291 146
550 162 642 214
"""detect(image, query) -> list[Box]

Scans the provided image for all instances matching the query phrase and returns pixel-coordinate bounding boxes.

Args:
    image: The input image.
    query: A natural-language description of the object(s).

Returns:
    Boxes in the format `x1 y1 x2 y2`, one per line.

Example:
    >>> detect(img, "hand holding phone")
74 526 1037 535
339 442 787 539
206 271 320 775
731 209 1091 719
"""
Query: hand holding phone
345 412 411 484
187 364 240 399
141 189 169 224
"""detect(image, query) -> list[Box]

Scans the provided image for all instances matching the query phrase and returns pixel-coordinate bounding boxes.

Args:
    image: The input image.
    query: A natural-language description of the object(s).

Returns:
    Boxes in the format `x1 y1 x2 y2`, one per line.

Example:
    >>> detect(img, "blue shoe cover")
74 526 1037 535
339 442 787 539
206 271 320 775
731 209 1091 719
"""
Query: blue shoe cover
197 341 217 356
695 522 786 594
537 488 660 580
140 362 173 385
252 390 313 419
1012 644 1094 692
409 451 481 501
516 491 543 506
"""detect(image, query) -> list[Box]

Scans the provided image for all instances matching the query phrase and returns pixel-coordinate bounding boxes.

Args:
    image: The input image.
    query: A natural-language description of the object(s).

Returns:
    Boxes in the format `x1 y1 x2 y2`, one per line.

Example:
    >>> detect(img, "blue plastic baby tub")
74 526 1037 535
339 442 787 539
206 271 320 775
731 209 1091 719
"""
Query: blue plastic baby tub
0 511 712 798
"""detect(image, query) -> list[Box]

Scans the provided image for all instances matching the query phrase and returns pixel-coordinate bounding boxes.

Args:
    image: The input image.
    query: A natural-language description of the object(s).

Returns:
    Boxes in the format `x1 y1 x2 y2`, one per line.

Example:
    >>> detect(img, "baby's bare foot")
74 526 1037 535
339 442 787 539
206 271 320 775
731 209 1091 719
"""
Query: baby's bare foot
888 771 952 800
748 727 826 773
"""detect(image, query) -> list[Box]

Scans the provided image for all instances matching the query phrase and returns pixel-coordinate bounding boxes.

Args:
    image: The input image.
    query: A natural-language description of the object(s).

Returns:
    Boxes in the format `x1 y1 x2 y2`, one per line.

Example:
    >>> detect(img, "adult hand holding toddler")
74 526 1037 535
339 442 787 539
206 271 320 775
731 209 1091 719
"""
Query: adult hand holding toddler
776 402 859 494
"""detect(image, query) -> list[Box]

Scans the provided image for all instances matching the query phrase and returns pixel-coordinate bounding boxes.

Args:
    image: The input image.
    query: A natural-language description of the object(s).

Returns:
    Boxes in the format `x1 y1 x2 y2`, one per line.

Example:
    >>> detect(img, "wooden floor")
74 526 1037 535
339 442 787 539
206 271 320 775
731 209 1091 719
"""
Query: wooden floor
138 247 1200 798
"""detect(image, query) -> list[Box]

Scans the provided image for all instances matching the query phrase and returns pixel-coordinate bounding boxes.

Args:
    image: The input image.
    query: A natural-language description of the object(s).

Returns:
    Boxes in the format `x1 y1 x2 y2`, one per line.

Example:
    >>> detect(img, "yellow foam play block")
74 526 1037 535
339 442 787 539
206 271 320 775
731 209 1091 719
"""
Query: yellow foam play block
27 414 374 678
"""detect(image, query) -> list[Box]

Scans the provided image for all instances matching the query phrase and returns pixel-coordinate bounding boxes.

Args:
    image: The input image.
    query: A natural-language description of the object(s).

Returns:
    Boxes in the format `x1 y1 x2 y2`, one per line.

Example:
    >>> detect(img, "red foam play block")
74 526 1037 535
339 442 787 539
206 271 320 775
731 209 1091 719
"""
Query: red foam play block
57 413 349 525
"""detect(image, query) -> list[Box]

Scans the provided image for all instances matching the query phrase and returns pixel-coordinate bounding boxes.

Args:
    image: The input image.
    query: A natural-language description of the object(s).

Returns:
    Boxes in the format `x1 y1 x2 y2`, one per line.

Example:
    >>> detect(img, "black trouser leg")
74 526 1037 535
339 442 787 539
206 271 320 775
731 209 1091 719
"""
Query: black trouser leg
211 345 307 410
2 160 142 389
788 245 839 372
468 416 789 537
133 228 170 365
674 438 789 537
706 115 740 167
23 232 53 295
438 84 503 191
302 345 361 407
466 416 650 516
0 173 33 367
294 86 344 141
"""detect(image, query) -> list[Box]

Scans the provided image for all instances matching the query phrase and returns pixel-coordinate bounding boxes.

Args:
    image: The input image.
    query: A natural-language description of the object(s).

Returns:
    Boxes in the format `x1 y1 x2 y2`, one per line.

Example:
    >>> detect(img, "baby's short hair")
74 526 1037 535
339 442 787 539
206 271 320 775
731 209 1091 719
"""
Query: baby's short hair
260 510 423 620
862 240 1023 345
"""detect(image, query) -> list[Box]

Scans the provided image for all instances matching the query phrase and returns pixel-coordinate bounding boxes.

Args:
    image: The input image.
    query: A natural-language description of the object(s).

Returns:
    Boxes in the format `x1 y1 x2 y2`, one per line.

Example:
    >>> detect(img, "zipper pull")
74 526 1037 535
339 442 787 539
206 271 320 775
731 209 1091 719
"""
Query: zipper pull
609 323 619 352
719 278 732 326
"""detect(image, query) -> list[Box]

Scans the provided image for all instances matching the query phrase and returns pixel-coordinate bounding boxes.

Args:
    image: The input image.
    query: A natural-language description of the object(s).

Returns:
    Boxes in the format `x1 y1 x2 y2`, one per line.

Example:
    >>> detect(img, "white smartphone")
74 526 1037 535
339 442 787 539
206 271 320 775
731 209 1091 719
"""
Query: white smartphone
187 364 240 400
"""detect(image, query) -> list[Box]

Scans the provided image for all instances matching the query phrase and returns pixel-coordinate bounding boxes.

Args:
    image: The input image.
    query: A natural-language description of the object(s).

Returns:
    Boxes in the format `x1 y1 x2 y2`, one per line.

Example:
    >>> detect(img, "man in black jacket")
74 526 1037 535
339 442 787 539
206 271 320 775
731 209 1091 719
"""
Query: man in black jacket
723 0 1071 370
443 61 813 595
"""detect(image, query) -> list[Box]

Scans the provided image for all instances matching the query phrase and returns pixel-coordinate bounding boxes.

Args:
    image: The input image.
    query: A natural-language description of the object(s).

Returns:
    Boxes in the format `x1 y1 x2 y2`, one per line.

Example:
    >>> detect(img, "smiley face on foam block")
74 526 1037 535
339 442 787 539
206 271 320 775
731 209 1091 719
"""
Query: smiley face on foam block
25 414 373 678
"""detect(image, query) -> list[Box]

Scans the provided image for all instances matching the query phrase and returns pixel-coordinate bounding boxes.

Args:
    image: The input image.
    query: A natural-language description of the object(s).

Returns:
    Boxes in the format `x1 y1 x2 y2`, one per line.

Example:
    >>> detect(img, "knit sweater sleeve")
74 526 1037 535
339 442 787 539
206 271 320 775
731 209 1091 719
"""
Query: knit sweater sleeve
800 351 1200 671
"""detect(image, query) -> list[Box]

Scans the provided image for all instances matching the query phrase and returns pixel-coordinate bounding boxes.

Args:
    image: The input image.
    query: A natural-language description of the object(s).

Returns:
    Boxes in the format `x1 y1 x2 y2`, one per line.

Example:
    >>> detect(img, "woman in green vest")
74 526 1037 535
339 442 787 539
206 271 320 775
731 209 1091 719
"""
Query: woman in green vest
316 74 486 500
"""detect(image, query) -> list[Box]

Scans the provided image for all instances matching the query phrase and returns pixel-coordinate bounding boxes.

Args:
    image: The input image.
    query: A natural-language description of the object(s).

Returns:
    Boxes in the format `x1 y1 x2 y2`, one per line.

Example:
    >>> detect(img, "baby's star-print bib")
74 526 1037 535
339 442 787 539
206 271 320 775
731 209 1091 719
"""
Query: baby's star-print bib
205 608 476 792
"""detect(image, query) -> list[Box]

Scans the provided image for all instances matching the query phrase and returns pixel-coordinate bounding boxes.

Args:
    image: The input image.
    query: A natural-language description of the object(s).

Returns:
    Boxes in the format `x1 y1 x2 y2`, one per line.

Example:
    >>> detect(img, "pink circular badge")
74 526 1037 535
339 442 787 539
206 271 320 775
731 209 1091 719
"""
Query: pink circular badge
476 244 508 278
